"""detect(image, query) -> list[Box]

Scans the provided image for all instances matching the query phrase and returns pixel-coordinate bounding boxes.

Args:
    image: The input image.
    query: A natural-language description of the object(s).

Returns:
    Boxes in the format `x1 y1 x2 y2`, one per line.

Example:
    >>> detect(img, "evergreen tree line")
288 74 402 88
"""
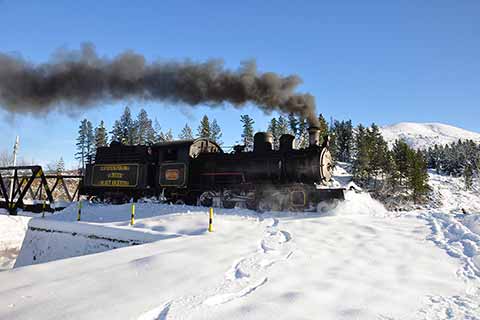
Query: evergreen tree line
351 125 429 203
424 140 480 189
75 106 223 168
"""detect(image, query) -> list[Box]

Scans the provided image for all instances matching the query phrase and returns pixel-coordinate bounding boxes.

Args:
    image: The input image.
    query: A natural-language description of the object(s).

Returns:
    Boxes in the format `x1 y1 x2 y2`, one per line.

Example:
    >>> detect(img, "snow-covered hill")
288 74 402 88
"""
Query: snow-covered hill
380 122 480 150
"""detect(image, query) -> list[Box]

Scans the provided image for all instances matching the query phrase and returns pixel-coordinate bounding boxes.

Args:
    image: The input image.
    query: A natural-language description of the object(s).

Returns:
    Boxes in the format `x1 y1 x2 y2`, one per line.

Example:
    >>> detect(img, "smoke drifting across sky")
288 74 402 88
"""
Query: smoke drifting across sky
0 43 319 125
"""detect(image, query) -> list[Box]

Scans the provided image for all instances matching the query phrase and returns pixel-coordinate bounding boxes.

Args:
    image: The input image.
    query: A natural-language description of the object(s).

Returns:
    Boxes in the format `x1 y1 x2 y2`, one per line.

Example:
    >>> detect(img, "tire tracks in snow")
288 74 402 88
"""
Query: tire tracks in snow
138 217 295 320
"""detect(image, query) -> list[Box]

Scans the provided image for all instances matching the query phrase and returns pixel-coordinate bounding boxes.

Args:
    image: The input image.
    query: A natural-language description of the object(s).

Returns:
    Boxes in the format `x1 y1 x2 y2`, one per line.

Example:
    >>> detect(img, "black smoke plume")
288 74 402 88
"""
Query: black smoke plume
0 43 319 125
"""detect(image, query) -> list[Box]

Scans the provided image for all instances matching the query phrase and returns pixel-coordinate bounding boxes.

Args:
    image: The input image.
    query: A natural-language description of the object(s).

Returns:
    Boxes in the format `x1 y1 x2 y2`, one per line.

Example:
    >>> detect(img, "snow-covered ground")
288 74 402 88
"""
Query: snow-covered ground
428 169 480 214
0 210 30 270
0 190 479 319
0 165 479 319
381 122 480 149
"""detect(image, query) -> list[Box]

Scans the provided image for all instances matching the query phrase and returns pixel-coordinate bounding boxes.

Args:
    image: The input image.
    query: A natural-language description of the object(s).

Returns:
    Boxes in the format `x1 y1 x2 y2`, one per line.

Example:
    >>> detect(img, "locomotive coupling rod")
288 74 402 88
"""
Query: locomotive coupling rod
130 203 135 226
208 207 214 232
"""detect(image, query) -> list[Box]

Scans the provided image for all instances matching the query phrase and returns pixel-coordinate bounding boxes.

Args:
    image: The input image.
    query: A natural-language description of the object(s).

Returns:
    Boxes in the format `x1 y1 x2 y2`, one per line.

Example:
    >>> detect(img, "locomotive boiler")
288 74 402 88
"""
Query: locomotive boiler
80 126 344 211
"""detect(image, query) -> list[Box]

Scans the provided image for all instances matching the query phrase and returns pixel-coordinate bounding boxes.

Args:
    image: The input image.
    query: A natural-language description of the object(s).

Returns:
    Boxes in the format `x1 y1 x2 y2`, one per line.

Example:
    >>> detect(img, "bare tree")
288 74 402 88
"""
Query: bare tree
0 149 31 168
0 149 13 167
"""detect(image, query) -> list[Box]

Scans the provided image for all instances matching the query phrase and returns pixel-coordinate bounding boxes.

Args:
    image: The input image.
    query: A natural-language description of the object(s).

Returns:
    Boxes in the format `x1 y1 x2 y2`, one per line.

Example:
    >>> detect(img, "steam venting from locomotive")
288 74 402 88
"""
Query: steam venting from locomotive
0 43 319 126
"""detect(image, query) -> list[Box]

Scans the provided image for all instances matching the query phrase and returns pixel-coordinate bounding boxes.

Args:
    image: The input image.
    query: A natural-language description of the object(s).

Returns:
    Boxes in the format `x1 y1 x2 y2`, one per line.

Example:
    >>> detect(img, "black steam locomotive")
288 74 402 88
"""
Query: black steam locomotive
80 126 344 211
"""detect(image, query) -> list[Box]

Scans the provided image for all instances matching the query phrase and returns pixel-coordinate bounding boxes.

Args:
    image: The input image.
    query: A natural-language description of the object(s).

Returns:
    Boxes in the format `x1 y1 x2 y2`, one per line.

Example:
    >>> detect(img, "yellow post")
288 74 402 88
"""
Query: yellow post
208 207 214 232
42 200 46 218
130 203 135 226
77 201 82 221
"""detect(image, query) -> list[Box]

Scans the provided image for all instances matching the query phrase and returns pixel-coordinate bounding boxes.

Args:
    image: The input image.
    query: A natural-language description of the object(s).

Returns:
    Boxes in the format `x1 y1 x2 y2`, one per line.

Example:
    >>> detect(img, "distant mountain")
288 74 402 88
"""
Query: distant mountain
380 122 480 150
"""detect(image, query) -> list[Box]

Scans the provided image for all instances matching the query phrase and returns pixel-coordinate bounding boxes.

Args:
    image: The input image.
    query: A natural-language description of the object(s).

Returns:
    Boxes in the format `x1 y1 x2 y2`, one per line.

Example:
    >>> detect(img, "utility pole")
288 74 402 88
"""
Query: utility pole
9 136 19 201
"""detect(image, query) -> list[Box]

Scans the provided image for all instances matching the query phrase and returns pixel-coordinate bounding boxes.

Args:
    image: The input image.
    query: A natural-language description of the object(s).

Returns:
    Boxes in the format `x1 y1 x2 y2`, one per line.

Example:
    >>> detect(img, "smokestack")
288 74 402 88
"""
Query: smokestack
253 132 273 153
308 126 321 147
0 43 320 126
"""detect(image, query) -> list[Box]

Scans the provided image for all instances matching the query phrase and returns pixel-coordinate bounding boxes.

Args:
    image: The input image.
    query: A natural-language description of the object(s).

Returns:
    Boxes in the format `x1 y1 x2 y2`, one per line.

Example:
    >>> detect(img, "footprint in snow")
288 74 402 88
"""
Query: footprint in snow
139 223 294 319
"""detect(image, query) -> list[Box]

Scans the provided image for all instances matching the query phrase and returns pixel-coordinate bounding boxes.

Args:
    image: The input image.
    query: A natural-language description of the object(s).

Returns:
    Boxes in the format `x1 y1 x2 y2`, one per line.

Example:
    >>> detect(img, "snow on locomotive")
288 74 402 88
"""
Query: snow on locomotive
81 126 344 211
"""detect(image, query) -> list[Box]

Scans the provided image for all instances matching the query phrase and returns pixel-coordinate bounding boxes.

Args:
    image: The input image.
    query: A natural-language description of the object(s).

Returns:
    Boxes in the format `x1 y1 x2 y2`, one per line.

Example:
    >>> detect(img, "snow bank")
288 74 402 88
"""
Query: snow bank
323 191 388 217
15 218 180 267
14 201 260 268
0 214 30 270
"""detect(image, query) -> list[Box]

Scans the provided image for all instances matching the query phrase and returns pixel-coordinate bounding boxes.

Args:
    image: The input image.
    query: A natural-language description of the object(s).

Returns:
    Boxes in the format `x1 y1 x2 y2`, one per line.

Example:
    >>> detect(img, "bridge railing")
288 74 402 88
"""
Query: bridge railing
0 166 83 215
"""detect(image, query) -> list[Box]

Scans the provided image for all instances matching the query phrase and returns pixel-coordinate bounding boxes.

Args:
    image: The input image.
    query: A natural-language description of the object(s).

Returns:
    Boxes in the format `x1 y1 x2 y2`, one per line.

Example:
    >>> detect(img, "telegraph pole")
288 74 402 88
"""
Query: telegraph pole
9 136 19 201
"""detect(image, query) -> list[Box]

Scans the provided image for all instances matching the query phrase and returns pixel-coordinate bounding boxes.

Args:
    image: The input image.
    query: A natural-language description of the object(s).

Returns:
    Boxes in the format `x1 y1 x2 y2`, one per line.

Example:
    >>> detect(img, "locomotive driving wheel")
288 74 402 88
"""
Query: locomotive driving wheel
199 191 215 207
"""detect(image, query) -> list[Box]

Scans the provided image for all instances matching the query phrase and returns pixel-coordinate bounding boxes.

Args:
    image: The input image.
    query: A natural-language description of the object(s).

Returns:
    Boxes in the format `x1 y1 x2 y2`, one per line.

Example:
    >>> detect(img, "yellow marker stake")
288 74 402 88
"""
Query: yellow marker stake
208 207 214 232
130 203 135 226
77 201 82 221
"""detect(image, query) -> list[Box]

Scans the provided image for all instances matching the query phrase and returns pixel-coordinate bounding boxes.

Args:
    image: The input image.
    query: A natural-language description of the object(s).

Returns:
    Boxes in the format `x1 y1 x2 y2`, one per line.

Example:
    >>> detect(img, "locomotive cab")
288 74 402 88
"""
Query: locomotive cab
155 139 222 201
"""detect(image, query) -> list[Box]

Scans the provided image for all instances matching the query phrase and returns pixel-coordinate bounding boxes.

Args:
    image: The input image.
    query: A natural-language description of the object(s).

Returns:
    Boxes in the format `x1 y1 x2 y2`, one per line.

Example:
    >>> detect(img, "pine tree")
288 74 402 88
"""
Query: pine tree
366 123 389 187
317 114 329 141
270 115 290 150
145 126 157 144
56 157 65 173
392 139 410 184
240 115 255 151
464 163 473 190
163 129 174 141
407 149 430 203
178 123 194 140
135 109 156 145
384 150 400 193
332 120 353 162
297 118 309 148
352 124 370 185
121 106 136 144
268 118 280 149
110 120 123 143
210 119 223 144
75 119 88 169
277 116 289 135
85 120 94 162
197 115 211 139
109 106 136 144
94 120 108 151
153 118 164 143
288 113 299 137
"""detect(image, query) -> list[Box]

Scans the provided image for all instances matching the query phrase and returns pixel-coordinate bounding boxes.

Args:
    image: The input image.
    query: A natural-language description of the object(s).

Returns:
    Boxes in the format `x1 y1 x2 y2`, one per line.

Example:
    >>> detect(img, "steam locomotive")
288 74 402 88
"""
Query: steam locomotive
80 126 344 211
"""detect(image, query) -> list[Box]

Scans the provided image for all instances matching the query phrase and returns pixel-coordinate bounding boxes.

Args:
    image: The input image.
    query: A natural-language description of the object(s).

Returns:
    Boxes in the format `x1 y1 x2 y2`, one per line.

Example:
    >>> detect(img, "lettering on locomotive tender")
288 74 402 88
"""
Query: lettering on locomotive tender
92 164 139 187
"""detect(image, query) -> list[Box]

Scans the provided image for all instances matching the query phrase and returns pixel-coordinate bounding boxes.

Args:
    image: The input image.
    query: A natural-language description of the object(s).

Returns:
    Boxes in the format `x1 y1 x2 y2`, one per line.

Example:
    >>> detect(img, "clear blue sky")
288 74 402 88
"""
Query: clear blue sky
0 1 479 168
